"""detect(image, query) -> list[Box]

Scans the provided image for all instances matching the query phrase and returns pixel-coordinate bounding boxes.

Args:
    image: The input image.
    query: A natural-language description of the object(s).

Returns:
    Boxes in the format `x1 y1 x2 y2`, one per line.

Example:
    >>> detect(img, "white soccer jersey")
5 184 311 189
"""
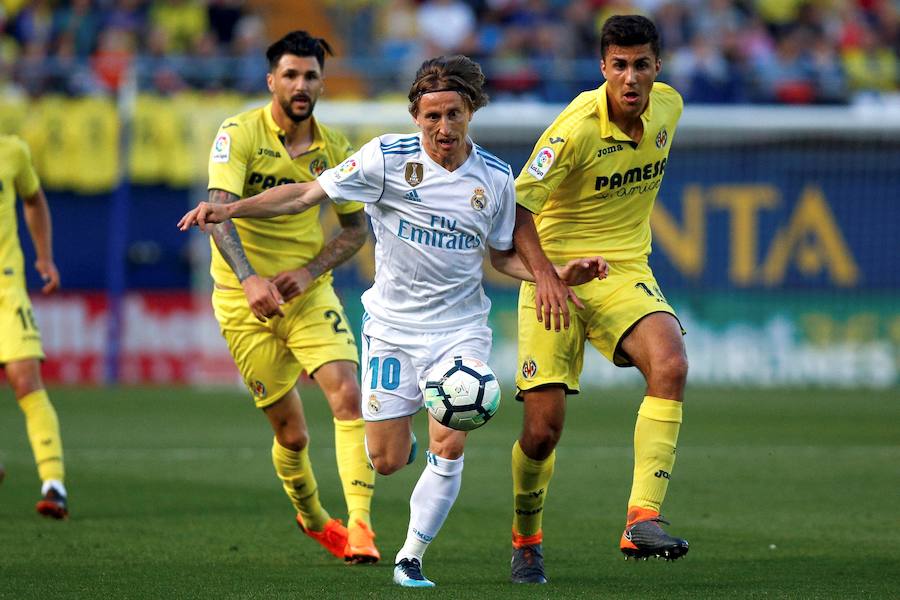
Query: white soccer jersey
318 132 516 332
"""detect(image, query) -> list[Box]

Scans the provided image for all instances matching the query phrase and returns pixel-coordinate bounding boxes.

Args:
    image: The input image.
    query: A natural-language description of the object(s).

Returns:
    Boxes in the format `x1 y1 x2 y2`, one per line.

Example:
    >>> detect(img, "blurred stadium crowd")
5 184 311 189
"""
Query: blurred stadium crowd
0 0 897 103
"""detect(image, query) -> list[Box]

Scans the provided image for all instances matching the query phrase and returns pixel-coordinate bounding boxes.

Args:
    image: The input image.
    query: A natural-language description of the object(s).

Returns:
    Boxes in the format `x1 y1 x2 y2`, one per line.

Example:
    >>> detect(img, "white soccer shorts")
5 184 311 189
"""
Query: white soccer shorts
360 318 493 421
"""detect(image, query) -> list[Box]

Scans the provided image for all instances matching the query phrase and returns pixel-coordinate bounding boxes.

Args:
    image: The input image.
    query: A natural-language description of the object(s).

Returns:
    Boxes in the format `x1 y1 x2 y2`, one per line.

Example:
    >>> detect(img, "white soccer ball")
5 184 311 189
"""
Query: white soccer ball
423 356 501 431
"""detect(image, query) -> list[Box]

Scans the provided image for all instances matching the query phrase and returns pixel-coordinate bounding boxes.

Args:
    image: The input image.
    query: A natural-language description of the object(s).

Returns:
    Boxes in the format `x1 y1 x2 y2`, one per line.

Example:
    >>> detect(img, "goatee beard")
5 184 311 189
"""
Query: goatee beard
281 98 315 123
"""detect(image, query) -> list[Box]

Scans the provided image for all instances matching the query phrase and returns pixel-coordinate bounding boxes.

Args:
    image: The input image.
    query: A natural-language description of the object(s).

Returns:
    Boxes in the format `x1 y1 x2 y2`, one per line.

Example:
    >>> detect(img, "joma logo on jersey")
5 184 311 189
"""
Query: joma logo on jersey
248 172 295 189
597 144 624 158
595 158 667 191
257 147 282 158
654 469 671 479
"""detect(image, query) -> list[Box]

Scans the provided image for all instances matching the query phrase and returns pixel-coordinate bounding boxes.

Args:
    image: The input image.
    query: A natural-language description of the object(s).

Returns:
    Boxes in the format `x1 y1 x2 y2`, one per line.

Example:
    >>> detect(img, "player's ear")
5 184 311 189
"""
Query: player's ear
266 72 274 93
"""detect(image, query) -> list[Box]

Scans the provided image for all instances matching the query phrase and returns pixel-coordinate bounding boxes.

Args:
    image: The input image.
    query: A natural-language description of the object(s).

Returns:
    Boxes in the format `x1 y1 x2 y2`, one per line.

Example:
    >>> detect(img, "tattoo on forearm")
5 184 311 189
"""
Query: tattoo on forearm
208 189 256 282
305 210 368 280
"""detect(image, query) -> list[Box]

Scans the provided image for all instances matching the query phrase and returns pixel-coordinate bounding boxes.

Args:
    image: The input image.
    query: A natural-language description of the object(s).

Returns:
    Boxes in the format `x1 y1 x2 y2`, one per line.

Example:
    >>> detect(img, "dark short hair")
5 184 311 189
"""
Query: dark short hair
407 55 489 116
600 15 660 60
266 30 334 71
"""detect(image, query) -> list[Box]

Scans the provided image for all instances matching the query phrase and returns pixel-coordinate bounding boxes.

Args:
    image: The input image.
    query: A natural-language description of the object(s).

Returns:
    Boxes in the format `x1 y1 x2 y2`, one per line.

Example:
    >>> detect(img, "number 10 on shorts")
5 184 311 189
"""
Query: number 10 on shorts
368 356 401 391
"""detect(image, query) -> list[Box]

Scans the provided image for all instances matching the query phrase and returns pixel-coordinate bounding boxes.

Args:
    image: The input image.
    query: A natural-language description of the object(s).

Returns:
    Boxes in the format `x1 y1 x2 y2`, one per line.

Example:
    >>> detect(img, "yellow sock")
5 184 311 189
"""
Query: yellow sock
333 418 374 528
511 440 555 540
628 395 682 513
271 438 330 531
18 389 64 483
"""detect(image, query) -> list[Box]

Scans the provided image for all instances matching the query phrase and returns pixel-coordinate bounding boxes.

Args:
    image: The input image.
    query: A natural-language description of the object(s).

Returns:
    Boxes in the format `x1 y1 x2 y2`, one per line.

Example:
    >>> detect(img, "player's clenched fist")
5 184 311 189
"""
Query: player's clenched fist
177 202 231 231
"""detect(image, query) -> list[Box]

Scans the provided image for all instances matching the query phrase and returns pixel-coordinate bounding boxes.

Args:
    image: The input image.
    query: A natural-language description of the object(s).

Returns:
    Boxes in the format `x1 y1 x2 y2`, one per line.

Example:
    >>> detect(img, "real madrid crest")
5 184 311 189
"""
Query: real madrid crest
470 187 486 210
405 162 424 187
367 394 381 414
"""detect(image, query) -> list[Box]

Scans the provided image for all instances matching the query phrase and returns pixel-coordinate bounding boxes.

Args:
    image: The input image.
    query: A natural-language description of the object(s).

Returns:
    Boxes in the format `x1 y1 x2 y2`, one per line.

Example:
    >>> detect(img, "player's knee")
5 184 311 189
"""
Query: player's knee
330 388 362 421
7 365 43 400
655 352 689 392
276 427 309 451
520 425 561 461
331 405 360 421
369 452 404 476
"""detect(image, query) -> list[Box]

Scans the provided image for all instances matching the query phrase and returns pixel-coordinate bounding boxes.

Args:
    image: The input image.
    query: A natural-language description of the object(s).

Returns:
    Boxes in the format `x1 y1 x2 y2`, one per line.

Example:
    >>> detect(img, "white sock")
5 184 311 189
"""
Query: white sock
41 479 67 497
395 451 464 564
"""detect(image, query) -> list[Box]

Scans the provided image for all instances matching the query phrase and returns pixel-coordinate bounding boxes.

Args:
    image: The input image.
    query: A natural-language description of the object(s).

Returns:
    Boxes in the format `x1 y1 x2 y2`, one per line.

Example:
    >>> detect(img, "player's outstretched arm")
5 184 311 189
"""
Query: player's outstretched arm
22 187 60 294
178 181 328 231
490 249 606 288
204 189 284 322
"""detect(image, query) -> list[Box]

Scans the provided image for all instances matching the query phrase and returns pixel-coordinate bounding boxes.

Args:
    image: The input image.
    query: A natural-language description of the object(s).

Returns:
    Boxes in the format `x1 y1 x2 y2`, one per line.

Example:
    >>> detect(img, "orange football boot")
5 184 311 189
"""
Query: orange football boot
345 519 381 564
296 515 348 559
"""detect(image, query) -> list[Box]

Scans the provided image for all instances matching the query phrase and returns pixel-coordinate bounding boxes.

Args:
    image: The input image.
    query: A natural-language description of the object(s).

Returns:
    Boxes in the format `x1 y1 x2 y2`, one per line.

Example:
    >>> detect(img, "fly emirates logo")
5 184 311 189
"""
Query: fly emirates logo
397 214 482 251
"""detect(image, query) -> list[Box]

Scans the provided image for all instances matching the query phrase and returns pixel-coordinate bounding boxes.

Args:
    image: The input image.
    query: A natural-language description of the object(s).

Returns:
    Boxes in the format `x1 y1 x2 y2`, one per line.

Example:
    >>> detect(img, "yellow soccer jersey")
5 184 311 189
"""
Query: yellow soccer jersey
207 103 363 288
0 135 41 289
516 82 683 263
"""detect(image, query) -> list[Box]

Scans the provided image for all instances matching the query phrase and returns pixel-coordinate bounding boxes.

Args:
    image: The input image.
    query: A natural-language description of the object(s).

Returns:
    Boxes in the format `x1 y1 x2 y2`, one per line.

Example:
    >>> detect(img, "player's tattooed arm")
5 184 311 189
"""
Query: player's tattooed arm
306 210 368 279
207 189 255 282
207 188 284 321
271 209 368 301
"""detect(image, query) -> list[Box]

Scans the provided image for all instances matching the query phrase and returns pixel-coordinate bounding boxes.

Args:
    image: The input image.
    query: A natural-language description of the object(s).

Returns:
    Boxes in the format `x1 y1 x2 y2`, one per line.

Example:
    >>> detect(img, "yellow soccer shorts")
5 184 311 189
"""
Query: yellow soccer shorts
213 280 358 408
516 260 682 395
0 286 45 364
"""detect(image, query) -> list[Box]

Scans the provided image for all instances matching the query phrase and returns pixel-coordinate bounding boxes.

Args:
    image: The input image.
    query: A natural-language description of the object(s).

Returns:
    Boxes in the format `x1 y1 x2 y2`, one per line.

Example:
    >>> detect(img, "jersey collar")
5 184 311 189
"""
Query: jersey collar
263 102 326 153
595 82 653 143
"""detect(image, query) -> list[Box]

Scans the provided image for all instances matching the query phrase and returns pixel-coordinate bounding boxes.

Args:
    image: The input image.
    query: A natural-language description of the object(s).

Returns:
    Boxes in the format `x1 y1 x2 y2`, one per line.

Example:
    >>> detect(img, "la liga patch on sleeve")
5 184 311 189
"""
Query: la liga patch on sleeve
527 147 555 180
212 132 231 163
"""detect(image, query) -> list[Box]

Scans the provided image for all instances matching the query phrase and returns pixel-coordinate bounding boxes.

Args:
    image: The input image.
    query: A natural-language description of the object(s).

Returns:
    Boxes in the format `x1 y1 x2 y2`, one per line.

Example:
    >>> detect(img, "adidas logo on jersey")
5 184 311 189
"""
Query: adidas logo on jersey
404 189 422 202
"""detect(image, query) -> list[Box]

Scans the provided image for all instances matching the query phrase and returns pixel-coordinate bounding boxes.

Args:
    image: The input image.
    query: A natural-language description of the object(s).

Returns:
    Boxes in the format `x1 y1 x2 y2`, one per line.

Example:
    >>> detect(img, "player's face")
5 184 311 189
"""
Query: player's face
267 54 323 123
413 91 472 169
600 44 660 121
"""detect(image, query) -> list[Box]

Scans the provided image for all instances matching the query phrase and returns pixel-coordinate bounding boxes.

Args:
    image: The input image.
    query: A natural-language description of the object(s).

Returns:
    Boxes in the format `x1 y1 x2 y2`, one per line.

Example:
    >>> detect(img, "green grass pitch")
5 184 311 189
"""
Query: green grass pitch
1 385 898 599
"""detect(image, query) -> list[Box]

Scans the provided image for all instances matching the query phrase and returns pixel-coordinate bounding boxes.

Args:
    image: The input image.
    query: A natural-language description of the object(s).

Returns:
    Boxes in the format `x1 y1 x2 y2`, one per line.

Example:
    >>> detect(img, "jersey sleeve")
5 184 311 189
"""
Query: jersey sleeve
207 120 251 197
318 136 385 205
13 138 41 198
329 131 365 215
514 128 578 214
488 173 515 251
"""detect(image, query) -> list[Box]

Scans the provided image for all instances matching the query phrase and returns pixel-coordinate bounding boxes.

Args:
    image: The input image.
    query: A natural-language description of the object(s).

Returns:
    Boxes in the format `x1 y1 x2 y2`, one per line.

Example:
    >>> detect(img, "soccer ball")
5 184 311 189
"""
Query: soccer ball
424 356 501 431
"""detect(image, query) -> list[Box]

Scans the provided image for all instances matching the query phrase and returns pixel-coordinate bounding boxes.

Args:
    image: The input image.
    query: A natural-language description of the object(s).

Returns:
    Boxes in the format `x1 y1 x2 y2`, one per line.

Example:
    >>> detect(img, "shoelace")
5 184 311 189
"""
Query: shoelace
401 559 426 580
